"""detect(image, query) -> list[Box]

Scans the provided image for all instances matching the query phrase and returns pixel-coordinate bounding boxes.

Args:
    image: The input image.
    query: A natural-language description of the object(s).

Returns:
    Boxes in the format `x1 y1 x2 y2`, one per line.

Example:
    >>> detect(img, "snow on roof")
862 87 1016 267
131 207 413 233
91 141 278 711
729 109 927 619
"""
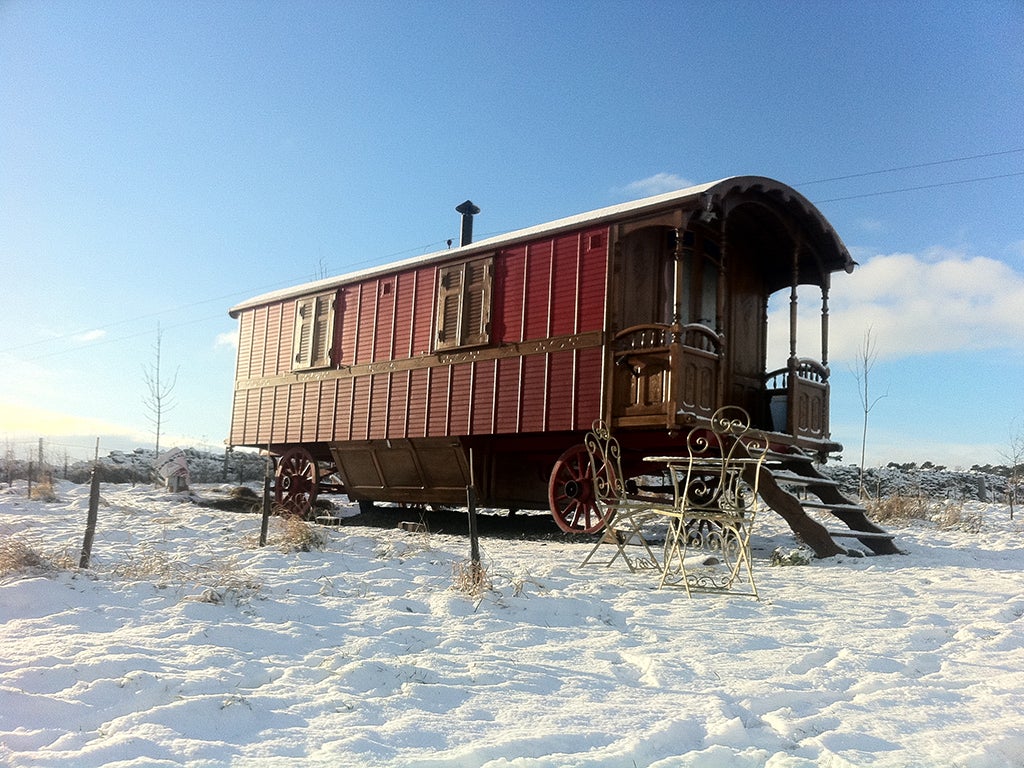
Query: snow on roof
229 176 848 316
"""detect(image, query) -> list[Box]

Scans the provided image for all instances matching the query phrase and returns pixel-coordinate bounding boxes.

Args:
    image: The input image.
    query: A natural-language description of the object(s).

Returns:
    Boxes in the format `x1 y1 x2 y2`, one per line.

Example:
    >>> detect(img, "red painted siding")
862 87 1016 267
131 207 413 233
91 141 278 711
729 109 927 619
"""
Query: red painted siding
470 360 497 435
337 286 358 367
523 241 553 340
229 225 610 447
412 269 435 356
388 371 410 437
369 373 390 439
393 272 414 362
407 368 429 437
449 364 473 436
494 246 525 343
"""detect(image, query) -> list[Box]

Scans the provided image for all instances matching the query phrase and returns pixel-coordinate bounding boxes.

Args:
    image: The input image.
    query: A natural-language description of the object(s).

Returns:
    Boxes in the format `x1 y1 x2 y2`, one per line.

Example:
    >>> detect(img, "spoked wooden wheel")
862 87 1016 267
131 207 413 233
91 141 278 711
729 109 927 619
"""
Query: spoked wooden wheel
548 444 611 534
275 447 319 518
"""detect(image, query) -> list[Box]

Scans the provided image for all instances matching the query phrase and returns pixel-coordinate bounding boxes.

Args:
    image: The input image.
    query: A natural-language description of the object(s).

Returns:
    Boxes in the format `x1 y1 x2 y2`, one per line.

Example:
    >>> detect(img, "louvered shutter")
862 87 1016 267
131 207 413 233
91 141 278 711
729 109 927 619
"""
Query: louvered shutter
435 264 465 350
463 259 492 347
292 291 335 370
434 256 493 351
309 293 334 368
293 297 315 368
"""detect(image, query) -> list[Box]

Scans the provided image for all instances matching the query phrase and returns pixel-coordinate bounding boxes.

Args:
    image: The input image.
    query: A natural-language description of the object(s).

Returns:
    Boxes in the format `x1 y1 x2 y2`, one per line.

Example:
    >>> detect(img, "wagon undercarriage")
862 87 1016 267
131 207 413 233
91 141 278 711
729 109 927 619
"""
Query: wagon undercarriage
267 423 899 559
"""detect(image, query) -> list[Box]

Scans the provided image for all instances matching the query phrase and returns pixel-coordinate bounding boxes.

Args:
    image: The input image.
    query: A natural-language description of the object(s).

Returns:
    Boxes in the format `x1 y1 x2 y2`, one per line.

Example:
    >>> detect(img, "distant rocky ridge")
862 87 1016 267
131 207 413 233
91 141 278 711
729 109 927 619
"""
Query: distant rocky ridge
2 447 267 486
823 463 1012 503
1 448 1018 504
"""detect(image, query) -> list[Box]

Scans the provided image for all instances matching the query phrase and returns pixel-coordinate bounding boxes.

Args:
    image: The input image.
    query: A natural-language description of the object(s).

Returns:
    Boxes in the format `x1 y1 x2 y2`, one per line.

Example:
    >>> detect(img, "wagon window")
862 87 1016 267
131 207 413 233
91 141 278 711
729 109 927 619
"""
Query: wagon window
292 291 335 370
434 256 493 351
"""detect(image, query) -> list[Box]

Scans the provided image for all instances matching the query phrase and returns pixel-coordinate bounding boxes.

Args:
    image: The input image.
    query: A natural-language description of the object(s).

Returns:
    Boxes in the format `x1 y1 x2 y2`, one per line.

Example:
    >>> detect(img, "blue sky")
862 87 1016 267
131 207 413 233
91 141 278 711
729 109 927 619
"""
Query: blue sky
2 0 1022 469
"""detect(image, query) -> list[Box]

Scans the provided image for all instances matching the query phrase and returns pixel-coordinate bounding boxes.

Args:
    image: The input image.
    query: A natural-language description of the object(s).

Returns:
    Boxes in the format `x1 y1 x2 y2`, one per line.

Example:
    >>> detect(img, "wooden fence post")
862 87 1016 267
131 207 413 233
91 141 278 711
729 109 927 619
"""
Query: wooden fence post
259 448 272 547
467 448 480 573
79 467 100 568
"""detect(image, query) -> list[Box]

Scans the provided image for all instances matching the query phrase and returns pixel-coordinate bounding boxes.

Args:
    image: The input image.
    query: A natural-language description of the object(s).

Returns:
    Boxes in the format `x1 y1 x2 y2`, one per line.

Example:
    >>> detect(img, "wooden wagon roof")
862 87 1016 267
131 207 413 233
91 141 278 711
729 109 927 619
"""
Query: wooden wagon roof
229 175 852 317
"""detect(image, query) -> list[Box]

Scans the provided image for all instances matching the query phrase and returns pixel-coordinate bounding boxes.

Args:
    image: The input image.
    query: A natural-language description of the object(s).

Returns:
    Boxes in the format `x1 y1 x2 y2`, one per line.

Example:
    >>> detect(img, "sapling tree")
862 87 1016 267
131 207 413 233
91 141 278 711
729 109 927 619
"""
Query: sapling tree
1000 419 1023 520
850 327 887 498
143 324 178 465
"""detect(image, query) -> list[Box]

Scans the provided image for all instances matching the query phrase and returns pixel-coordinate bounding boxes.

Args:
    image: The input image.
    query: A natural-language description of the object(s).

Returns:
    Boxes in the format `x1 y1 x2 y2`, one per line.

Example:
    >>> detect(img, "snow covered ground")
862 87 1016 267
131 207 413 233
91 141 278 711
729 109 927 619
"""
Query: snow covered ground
1 481 1022 768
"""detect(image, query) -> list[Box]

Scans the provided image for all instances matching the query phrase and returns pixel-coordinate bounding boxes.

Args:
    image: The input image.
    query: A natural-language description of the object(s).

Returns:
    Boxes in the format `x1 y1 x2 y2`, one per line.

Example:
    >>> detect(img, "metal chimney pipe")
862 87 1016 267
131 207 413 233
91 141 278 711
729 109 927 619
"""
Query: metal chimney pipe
455 200 480 247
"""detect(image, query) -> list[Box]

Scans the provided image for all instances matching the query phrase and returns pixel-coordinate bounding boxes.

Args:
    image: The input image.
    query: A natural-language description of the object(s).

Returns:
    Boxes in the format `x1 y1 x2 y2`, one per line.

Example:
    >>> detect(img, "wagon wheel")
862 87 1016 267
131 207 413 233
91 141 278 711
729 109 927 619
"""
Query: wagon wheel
275 447 319 518
548 444 611 534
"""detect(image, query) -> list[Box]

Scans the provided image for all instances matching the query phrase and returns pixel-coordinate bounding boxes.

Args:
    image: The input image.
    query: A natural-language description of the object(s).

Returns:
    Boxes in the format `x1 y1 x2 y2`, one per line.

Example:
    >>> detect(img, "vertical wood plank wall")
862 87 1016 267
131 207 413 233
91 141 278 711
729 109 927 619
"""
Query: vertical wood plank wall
229 227 608 447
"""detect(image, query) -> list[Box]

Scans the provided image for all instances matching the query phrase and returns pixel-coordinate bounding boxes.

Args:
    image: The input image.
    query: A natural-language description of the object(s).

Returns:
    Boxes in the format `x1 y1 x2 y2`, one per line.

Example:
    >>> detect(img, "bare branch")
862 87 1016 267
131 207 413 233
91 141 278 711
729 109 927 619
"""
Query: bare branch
142 324 179 461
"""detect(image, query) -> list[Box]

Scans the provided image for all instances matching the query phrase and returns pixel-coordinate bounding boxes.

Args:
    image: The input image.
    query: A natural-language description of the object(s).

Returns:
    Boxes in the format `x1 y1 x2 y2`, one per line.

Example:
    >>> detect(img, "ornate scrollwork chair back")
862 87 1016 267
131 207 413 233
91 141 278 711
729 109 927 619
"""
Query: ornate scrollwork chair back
662 405 770 596
583 420 626 511
580 419 668 572
681 406 769 515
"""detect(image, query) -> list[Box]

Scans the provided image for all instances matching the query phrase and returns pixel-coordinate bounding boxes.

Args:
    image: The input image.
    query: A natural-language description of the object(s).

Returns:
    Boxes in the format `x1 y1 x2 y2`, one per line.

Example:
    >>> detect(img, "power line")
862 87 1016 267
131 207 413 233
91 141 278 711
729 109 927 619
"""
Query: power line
811 170 1024 203
0 240 455 358
796 148 1024 187
4 149 1022 362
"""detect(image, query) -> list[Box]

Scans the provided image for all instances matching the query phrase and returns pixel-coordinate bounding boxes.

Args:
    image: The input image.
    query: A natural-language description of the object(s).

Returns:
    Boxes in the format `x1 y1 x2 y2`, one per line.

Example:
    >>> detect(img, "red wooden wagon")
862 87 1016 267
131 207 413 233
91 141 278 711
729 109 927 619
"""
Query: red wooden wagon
227 176 898 557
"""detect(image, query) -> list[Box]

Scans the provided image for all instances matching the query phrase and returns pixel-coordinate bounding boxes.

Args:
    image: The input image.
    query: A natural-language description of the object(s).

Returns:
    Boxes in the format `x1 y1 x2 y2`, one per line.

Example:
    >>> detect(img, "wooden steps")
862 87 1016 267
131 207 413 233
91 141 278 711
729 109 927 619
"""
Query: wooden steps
756 452 902 556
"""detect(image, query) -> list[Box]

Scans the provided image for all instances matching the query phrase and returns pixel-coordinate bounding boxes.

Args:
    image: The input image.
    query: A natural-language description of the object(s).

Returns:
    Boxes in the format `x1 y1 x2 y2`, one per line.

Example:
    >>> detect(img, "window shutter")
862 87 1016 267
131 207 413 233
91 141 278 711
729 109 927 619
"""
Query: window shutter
463 259 492 347
434 256 493 351
310 294 334 368
293 297 315 368
435 264 465 349
292 291 336 370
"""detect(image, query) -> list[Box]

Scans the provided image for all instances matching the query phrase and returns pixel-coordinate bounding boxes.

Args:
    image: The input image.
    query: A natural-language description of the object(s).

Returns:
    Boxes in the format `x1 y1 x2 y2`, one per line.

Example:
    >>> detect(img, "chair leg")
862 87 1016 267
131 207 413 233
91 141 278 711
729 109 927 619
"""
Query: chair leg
580 511 661 572
659 516 758 598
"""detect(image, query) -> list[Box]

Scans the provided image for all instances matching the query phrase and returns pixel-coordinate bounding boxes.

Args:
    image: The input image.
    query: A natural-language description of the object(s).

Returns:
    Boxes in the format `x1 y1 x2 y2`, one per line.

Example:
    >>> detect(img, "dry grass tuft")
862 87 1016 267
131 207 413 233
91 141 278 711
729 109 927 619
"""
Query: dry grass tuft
0 535 52 578
934 500 983 533
865 493 931 524
452 559 492 597
29 481 58 503
265 513 328 553
229 486 260 501
866 494 983 532
111 546 261 604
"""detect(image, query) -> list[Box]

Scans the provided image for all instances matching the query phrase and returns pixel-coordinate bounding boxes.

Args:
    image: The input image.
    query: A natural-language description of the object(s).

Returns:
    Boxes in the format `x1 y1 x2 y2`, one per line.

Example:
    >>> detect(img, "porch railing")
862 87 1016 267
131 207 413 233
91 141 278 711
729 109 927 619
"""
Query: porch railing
611 323 722 423
765 358 830 439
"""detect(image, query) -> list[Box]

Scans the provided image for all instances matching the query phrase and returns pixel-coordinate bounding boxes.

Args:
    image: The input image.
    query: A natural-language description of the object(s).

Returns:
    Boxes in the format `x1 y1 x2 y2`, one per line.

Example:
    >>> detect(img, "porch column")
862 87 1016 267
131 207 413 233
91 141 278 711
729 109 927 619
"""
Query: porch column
789 239 801 364
671 227 685 338
716 227 728 406
821 275 831 369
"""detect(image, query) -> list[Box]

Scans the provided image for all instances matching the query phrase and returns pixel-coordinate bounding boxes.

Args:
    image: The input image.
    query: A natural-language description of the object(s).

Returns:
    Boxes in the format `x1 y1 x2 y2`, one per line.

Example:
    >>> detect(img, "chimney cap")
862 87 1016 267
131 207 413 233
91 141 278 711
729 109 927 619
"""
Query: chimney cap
455 200 480 215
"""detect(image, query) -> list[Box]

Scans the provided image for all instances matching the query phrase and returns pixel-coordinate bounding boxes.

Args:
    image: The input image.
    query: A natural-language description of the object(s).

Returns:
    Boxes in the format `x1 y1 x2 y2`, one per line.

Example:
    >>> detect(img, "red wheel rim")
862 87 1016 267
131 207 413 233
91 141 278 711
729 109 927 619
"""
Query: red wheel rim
548 444 610 534
275 447 319 517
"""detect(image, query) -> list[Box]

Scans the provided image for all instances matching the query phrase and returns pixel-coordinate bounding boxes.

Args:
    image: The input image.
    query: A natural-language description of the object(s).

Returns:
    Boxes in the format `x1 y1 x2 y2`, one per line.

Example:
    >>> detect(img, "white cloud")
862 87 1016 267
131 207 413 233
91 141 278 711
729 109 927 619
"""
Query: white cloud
833 249 1024 361
770 248 1024 364
215 329 239 349
73 329 107 343
618 173 695 198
